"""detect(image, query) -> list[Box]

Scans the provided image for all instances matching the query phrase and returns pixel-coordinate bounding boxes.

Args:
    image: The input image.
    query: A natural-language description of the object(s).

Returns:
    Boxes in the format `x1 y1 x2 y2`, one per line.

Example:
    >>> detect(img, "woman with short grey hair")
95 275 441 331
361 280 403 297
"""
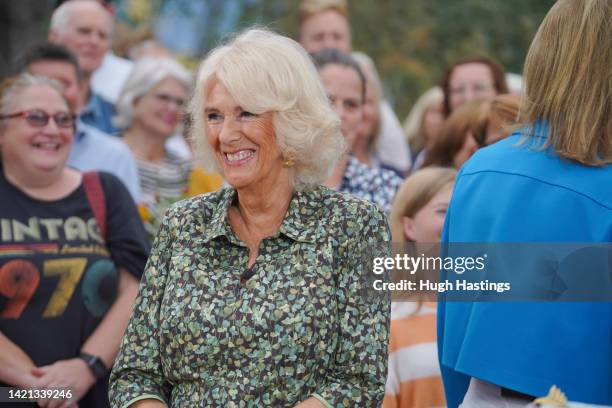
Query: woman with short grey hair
115 57 192 239
110 28 391 408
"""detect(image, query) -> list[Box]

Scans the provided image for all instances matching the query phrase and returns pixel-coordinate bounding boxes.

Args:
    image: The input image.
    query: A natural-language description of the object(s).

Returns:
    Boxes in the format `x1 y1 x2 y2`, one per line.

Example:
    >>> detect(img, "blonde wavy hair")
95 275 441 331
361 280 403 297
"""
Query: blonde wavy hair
190 28 344 188
519 0 611 165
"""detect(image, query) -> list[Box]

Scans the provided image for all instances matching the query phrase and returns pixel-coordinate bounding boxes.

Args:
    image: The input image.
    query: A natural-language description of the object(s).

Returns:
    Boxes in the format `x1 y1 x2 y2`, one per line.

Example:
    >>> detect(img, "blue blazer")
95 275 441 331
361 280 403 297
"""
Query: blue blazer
438 124 612 407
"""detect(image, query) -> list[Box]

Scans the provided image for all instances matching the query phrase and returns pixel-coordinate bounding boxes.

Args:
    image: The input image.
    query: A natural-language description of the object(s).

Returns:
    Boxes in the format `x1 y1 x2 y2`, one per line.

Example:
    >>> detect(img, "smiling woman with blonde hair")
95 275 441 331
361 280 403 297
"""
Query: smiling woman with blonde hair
110 28 391 408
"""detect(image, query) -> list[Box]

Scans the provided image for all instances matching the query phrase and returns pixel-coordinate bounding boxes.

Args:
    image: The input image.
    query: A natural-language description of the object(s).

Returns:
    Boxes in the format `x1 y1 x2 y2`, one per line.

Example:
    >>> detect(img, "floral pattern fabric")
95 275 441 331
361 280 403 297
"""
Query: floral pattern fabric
109 185 391 408
339 156 403 214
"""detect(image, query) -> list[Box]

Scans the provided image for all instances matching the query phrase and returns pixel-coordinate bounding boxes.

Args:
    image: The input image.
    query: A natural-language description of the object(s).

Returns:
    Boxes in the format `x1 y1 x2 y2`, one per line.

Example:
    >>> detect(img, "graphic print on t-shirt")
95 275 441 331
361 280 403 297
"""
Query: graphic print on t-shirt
0 215 117 320
0 171 122 370
0 169 150 408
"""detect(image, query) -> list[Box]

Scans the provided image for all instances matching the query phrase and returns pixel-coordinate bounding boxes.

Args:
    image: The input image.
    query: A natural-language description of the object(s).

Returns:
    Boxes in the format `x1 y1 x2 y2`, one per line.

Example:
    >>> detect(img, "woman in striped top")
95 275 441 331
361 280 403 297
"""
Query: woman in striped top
385 167 456 408
115 57 193 239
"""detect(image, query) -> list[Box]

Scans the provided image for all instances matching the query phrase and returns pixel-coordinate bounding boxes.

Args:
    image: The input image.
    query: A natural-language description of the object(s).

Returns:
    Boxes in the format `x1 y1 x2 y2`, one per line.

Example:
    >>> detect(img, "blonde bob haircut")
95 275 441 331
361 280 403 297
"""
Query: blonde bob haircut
190 28 344 188
519 0 611 165
389 167 456 243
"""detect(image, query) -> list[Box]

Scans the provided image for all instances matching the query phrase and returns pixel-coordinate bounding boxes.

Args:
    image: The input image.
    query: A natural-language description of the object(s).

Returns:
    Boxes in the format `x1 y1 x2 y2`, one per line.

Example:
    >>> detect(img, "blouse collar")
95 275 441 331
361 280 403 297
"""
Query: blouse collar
201 186 323 245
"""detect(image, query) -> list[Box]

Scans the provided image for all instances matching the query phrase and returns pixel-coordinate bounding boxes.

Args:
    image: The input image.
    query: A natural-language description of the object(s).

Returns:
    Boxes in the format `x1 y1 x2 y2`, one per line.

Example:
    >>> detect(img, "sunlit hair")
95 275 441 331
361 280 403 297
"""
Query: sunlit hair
441 56 508 117
403 87 444 154
190 28 344 188
0 74 67 117
423 99 490 168
490 94 520 126
519 0 611 165
114 57 192 130
389 167 456 243
480 93 520 146
50 0 111 36
298 0 348 24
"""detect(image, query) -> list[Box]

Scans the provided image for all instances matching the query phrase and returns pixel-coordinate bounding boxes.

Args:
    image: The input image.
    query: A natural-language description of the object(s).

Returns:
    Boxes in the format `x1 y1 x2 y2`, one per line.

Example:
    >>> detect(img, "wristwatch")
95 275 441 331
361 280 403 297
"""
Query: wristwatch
78 352 108 379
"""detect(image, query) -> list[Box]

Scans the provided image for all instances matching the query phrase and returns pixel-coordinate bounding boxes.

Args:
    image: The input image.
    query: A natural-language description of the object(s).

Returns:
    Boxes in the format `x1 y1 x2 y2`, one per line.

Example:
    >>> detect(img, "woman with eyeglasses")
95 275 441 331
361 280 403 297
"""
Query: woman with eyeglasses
115 57 197 240
0 74 148 408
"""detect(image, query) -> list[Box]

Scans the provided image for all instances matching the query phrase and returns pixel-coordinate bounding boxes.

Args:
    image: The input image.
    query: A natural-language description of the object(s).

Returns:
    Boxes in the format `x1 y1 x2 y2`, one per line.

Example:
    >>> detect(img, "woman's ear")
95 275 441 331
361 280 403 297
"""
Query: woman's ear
402 216 416 241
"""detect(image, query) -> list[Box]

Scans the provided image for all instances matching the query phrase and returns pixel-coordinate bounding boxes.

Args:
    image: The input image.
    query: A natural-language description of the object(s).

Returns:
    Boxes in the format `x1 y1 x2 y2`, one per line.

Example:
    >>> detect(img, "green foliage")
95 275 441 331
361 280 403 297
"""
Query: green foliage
238 0 554 120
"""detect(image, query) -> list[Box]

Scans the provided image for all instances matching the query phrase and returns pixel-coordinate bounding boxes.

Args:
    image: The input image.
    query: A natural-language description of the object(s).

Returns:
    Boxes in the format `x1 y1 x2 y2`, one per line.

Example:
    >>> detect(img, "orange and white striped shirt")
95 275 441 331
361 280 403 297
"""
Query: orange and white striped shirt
383 302 446 408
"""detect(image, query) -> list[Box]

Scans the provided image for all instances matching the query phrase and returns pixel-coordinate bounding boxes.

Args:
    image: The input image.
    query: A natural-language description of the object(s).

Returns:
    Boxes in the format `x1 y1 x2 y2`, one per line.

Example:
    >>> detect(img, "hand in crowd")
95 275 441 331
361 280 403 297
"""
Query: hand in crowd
14 370 45 392
31 358 95 408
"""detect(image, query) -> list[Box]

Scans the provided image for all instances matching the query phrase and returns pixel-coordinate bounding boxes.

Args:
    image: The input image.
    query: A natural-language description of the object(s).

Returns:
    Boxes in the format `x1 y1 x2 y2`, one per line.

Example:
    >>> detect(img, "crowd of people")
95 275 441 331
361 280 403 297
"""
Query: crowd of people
0 0 610 407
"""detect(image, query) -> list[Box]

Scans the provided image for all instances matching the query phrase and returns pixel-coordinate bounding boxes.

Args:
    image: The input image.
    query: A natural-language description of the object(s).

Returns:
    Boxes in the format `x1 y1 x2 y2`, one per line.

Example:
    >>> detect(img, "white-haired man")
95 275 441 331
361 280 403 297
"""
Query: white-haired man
49 0 118 135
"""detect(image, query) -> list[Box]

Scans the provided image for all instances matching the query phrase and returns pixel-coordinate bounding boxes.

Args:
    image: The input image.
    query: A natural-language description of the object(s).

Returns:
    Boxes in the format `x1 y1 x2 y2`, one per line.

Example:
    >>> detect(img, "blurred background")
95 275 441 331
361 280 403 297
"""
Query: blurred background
0 0 554 119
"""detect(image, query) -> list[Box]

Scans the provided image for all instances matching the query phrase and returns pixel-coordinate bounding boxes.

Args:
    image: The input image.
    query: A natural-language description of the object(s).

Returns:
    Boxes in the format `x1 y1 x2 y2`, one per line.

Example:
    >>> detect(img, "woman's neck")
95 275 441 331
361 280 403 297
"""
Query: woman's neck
324 154 349 189
232 177 294 240
123 125 167 162
3 164 81 200
352 133 373 166
353 149 372 166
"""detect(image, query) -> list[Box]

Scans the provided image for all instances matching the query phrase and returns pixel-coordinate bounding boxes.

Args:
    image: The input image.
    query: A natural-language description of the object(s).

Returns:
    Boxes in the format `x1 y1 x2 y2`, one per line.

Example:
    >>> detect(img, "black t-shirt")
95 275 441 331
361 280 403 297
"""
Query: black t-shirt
0 170 149 407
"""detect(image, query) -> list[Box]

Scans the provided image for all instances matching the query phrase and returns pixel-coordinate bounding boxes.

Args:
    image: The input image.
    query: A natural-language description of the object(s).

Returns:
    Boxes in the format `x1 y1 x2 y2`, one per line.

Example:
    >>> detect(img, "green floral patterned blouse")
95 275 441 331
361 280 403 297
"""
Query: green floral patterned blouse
109 185 391 408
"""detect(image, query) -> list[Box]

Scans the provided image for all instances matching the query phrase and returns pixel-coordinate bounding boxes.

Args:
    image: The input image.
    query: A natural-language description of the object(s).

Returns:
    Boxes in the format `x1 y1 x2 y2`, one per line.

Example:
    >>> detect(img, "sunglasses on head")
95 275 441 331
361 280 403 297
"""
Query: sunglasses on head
0 109 76 129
